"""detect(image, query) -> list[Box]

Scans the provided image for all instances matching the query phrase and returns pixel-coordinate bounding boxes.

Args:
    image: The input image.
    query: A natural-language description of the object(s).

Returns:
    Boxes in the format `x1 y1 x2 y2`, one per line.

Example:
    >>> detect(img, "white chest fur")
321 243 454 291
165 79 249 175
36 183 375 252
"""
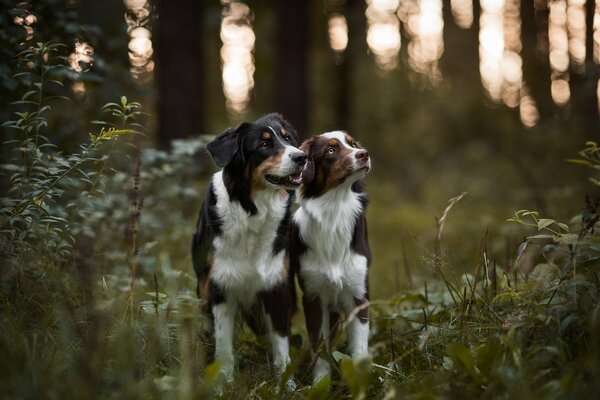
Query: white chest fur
295 185 368 308
210 171 288 304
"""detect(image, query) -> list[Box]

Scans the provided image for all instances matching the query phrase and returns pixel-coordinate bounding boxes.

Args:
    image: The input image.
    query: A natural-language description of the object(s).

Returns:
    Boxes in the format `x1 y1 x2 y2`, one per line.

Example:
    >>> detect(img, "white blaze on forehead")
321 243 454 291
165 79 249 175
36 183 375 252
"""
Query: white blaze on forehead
321 131 352 148
268 125 294 148
267 126 278 136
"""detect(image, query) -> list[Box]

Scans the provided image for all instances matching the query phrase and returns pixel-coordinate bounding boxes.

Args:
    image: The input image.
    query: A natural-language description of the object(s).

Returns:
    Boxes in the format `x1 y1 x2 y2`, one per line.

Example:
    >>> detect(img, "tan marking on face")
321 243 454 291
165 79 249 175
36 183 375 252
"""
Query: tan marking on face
250 150 285 196
345 134 355 147
324 160 351 191
262 132 271 140
328 139 338 147
280 128 286 135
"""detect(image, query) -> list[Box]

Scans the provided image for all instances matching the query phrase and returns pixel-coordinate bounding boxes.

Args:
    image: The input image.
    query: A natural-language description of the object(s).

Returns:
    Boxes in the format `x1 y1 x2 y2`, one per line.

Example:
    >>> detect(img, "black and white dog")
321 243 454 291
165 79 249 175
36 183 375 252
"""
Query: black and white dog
192 113 306 383
290 131 371 384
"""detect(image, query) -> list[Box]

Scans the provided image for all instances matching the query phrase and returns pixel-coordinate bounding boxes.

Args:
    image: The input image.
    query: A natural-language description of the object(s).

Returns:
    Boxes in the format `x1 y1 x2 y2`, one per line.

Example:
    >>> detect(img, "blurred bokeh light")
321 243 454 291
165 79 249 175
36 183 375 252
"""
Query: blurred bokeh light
220 0 255 115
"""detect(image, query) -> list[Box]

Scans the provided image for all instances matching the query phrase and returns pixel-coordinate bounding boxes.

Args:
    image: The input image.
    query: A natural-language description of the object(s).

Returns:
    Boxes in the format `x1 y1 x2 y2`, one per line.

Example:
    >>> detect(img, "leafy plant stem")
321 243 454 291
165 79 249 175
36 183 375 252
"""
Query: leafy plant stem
0 138 99 229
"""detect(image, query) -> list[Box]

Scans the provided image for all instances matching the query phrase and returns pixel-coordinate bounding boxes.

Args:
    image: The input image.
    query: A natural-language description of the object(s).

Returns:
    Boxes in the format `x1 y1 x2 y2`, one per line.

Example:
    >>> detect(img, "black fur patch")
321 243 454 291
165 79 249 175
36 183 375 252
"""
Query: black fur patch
350 181 372 266
260 280 293 336
272 193 293 256
192 180 222 285
209 279 226 305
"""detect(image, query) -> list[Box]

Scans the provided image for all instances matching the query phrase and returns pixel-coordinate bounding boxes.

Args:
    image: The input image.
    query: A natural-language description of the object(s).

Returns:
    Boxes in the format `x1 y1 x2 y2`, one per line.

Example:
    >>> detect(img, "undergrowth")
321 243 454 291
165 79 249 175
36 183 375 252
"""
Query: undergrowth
0 41 599 400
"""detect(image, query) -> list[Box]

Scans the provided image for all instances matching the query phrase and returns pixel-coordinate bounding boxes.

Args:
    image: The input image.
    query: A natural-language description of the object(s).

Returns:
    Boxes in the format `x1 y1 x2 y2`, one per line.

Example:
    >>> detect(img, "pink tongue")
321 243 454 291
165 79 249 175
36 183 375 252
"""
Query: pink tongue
290 173 302 184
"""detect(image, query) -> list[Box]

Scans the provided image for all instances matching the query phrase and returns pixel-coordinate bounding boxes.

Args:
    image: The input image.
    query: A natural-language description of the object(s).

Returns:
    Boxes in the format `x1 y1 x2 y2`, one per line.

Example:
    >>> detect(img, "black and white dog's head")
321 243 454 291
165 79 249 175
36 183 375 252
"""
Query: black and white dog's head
299 131 371 198
206 113 307 213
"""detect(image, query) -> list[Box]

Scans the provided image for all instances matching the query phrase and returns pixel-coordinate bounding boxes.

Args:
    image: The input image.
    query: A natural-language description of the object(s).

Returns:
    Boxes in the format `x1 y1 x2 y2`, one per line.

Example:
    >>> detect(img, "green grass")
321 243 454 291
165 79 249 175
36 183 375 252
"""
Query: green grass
2 186 600 399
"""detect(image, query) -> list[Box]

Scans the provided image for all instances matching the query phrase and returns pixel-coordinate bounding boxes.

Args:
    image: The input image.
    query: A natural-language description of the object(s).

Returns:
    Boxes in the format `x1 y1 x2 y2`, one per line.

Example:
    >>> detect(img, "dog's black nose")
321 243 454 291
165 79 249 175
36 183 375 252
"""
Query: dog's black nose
291 152 307 166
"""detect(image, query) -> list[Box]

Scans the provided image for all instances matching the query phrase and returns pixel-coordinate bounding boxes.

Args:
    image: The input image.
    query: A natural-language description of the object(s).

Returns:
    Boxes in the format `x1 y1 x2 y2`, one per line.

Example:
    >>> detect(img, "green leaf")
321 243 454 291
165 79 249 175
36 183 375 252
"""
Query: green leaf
306 375 331 400
559 314 579 333
21 90 37 101
446 343 477 378
203 360 221 383
527 234 555 240
537 218 555 231
566 159 592 166
340 355 372 400
48 79 64 87
520 210 539 217
555 233 579 245
43 95 70 102
145 291 168 299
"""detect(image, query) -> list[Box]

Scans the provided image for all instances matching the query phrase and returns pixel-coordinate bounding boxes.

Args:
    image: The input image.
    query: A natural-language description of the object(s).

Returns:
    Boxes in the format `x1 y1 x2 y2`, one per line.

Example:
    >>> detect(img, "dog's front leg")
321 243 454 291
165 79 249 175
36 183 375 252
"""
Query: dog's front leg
303 294 331 384
345 297 369 357
262 284 294 388
264 312 291 374
213 300 237 382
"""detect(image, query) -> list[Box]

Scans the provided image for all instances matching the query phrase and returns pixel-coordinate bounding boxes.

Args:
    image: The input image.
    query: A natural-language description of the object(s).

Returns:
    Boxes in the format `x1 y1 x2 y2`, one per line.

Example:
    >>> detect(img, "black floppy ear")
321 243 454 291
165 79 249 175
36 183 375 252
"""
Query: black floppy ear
300 137 316 184
206 122 249 167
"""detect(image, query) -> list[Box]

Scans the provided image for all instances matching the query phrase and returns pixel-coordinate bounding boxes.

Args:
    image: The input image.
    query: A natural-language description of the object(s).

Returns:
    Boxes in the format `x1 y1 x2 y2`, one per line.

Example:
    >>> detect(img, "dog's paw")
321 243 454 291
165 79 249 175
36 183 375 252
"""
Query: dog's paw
284 377 297 391
312 358 331 386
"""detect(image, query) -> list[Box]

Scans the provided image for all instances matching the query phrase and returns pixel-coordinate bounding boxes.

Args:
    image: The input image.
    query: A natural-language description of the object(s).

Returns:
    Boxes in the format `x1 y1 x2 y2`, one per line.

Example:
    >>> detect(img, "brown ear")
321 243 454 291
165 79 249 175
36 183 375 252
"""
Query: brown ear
302 160 315 185
300 137 316 185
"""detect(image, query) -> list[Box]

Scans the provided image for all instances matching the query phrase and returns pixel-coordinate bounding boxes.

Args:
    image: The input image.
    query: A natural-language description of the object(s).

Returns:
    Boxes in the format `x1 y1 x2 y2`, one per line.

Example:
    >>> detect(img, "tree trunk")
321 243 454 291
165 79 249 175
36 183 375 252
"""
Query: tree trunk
155 0 205 148
275 0 308 137
344 0 367 133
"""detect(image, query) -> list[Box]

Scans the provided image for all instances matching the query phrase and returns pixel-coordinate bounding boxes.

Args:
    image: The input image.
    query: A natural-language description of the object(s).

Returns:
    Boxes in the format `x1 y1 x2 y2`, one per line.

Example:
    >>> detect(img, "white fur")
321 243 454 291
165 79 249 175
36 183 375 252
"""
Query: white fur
211 171 288 301
347 317 369 356
213 301 237 382
209 170 291 379
295 185 368 306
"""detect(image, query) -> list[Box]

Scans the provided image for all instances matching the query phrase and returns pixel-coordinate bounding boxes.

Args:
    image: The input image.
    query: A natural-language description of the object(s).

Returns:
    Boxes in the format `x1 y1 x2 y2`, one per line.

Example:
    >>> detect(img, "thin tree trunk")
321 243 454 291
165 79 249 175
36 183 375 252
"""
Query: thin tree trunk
155 0 205 148
330 0 366 133
275 0 308 137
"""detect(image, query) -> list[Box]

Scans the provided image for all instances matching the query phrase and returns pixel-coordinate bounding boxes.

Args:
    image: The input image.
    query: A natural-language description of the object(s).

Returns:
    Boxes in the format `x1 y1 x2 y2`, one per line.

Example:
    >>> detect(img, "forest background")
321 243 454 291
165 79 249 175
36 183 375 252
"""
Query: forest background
1 0 599 398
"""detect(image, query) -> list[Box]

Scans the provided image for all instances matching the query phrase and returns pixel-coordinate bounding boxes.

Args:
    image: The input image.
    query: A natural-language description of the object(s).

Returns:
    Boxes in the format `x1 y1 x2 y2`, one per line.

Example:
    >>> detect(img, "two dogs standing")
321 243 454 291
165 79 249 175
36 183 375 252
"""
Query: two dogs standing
191 113 371 386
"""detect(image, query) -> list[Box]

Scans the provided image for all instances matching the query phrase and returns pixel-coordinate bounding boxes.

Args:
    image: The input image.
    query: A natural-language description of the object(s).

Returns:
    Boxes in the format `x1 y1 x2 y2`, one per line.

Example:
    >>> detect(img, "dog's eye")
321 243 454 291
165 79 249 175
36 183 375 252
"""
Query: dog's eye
260 141 269 148
350 142 357 148
283 135 290 142
326 147 336 155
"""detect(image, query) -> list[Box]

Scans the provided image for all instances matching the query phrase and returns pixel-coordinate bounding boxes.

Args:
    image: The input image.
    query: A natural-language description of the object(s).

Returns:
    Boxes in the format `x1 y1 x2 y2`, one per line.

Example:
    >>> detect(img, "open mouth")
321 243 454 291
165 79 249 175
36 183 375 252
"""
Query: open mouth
265 172 303 187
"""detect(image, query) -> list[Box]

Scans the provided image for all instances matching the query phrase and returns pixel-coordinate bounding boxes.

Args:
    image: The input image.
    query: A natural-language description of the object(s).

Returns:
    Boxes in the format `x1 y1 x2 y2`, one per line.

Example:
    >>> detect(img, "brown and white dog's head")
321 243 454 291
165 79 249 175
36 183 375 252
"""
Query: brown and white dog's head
299 131 371 198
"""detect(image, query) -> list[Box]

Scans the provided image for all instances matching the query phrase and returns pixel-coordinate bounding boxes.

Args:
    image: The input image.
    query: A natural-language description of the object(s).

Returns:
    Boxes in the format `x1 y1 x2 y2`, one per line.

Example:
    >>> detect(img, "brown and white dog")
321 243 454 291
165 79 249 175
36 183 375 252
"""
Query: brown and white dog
290 131 371 384
192 113 306 384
